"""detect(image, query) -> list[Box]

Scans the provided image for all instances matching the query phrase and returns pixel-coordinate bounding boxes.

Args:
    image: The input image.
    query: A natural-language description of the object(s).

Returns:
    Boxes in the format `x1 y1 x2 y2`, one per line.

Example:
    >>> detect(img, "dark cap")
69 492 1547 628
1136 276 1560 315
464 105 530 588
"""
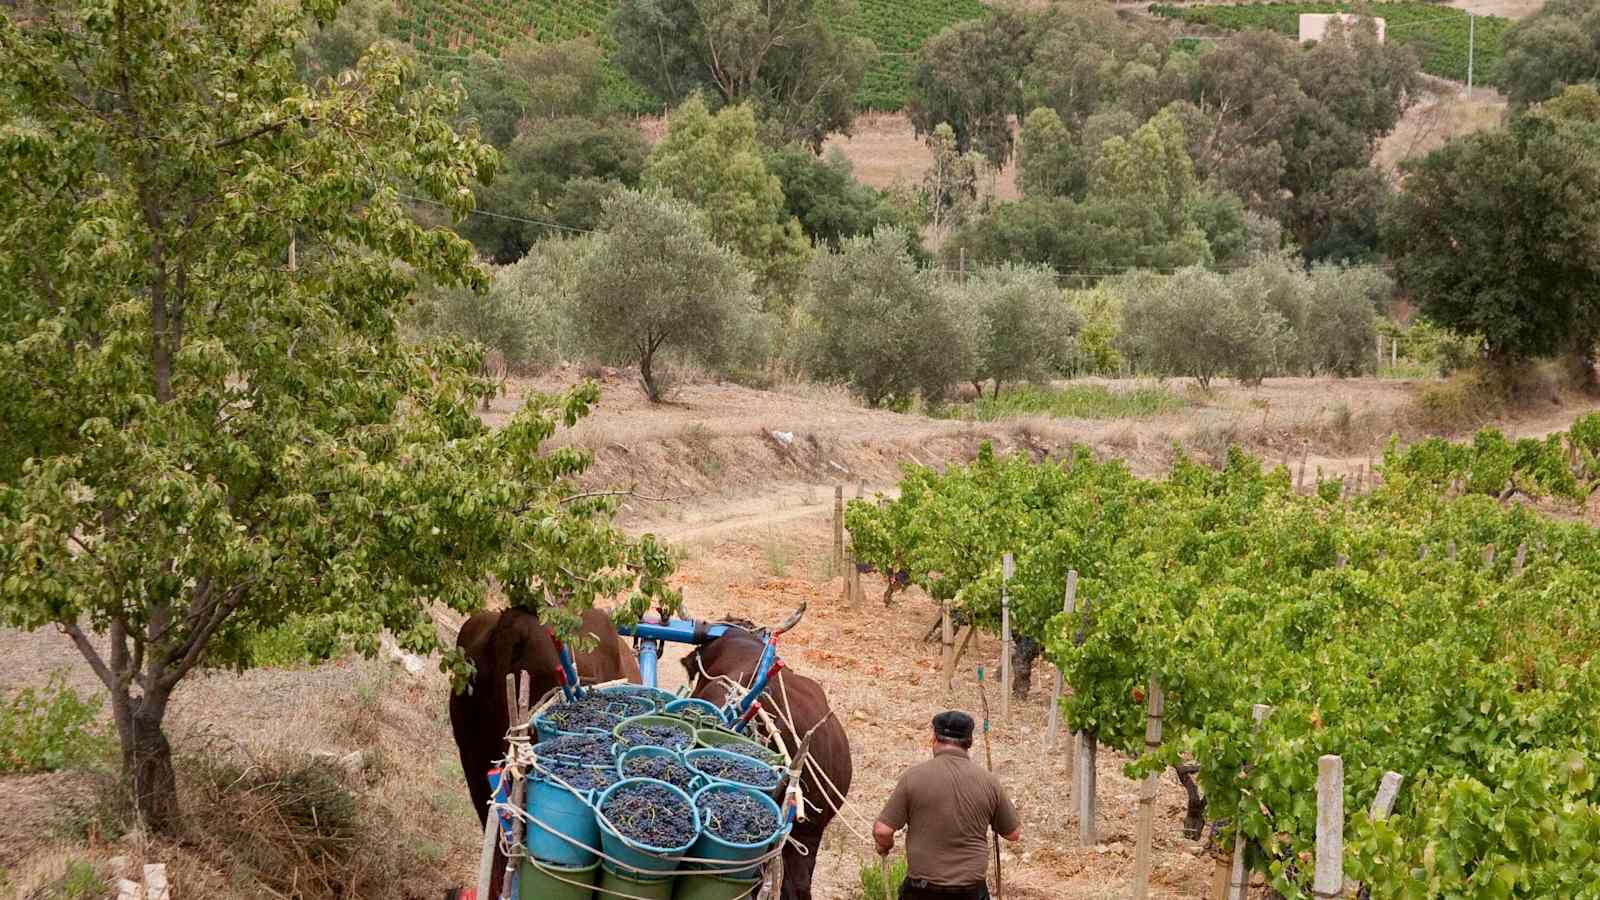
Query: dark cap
932 710 975 743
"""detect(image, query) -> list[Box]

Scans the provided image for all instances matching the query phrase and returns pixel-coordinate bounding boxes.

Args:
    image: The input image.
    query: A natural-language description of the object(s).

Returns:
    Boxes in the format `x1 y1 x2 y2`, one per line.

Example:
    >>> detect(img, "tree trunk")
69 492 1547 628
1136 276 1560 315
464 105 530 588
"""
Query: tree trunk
1175 765 1206 840
116 694 180 831
639 348 660 403
1010 636 1040 698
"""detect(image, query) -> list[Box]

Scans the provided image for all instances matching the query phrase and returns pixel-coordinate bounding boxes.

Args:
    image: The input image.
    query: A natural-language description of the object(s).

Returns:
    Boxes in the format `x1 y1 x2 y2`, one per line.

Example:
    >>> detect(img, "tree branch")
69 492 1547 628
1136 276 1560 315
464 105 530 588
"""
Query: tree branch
561 489 685 505
210 118 289 150
61 622 117 695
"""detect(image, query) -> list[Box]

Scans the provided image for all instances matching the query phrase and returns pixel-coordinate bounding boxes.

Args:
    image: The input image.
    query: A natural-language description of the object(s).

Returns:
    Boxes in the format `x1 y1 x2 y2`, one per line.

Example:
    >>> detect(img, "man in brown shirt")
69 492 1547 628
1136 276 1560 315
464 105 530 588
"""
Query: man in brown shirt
874 711 1022 899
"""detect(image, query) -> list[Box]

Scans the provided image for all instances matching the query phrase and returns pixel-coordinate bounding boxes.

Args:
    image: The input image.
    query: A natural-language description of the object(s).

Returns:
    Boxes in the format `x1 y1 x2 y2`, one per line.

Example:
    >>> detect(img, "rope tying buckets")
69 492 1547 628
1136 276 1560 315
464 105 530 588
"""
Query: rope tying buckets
527 737 620 867
689 783 791 880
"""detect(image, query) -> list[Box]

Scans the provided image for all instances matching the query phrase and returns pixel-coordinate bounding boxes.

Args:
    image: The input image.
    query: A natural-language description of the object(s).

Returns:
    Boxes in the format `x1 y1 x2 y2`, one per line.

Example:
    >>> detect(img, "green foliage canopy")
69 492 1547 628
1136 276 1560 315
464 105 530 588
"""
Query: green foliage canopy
0 0 677 829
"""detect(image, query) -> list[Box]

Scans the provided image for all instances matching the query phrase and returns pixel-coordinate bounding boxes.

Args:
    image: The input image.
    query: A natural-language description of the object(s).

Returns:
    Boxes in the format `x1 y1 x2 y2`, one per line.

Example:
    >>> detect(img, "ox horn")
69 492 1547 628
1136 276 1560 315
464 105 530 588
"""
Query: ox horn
772 602 807 637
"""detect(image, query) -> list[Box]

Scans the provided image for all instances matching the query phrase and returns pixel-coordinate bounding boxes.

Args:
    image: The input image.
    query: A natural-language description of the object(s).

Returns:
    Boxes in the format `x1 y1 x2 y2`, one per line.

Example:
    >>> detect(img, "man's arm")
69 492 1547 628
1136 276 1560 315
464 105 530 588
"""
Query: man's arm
876 776 911 856
873 819 898 856
993 780 1022 843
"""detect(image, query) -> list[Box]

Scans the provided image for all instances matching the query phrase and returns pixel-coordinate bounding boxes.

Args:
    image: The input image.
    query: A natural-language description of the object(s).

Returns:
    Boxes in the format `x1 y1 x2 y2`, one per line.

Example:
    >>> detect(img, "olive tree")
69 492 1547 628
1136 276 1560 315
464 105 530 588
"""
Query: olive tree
952 264 1082 397
571 190 757 402
1118 267 1290 388
801 227 970 407
0 0 679 830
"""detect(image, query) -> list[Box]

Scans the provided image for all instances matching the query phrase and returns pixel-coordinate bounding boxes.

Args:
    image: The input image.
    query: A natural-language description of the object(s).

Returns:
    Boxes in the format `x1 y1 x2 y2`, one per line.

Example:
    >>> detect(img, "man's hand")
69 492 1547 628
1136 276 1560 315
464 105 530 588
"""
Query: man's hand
1001 827 1022 843
873 820 897 856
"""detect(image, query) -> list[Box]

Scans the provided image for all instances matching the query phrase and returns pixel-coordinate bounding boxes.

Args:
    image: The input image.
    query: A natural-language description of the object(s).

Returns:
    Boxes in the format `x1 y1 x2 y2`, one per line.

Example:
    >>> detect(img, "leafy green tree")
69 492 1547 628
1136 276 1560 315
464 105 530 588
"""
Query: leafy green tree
455 38 607 149
801 227 970 407
763 145 912 248
921 122 988 242
1383 107 1600 365
906 8 1033 166
643 96 811 300
611 0 874 149
1501 0 1600 108
1303 263 1385 377
571 190 757 402
459 117 647 262
1017 107 1086 199
0 0 678 830
294 0 403 82
952 264 1082 397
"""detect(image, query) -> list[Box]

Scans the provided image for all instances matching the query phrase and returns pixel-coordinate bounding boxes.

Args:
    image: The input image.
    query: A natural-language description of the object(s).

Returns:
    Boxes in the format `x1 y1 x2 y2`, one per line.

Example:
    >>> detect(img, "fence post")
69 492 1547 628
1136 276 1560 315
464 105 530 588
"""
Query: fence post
1297 445 1309 492
1514 542 1527 576
1313 755 1344 900
1448 540 1457 562
1376 334 1383 371
1227 704 1273 900
1000 552 1014 722
1047 571 1078 751
1132 678 1166 900
833 485 844 576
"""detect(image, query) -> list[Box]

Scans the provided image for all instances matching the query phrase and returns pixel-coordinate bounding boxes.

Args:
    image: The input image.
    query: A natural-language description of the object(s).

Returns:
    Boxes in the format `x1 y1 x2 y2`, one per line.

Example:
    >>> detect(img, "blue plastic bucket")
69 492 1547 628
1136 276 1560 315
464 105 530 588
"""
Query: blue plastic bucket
688 783 789 880
595 778 701 880
664 698 726 724
685 748 782 790
601 684 680 711
526 770 604 867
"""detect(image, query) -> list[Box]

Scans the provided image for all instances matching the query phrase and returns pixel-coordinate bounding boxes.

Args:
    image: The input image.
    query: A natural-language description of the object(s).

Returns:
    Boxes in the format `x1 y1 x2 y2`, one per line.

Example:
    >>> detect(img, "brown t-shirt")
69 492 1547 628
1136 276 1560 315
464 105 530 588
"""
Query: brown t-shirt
877 745 1021 887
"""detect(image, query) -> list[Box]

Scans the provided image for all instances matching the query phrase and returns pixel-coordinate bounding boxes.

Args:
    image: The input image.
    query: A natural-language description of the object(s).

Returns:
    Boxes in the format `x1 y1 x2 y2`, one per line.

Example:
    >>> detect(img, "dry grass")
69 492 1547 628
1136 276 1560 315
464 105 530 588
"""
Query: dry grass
1375 89 1506 172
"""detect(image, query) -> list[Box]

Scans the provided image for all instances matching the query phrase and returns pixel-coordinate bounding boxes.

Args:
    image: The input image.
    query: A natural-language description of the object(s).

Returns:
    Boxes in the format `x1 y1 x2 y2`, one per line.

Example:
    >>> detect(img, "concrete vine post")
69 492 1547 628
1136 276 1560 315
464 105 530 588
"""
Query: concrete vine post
1000 552 1014 722
1132 677 1166 899
1313 755 1345 900
1047 570 1078 750
942 599 955 696
833 485 844 576
1227 704 1273 900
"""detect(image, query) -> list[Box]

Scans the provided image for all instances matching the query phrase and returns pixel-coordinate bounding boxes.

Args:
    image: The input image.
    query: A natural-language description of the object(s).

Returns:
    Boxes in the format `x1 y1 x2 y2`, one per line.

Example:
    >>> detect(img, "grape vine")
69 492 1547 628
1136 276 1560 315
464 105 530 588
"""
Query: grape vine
847 435 1600 897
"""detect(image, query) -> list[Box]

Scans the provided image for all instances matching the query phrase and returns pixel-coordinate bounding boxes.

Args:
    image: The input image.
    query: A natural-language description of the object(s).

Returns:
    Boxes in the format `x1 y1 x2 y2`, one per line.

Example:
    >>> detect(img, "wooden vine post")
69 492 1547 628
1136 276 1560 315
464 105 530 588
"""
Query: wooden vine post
1226 704 1273 900
1514 542 1527 576
1047 570 1078 750
1072 595 1095 845
1131 677 1166 899
941 599 955 696
833 485 844 576
1000 552 1014 722
1313 755 1344 900
500 672 531 900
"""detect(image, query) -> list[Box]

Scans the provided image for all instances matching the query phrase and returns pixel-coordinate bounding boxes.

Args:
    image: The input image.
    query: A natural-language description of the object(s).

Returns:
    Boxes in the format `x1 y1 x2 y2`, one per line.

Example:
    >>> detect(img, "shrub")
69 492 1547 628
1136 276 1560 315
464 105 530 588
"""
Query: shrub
800 227 971 408
1303 263 1387 376
970 383 1185 420
0 675 113 775
859 855 907 899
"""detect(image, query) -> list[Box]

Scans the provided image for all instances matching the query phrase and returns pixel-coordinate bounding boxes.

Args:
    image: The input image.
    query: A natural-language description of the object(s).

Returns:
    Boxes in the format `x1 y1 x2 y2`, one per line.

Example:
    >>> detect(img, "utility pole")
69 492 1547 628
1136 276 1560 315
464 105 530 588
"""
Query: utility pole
1466 13 1475 97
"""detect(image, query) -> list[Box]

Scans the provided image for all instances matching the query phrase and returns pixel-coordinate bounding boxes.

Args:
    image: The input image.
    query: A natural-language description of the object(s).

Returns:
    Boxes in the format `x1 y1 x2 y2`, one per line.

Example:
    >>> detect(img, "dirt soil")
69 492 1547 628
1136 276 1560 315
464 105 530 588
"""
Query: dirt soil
6 371 1600 898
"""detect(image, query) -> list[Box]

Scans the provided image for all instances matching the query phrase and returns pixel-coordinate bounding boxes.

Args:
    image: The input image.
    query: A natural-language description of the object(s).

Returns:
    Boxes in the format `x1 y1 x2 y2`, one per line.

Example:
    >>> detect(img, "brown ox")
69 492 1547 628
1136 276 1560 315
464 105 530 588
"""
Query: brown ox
448 606 641 899
682 624 853 900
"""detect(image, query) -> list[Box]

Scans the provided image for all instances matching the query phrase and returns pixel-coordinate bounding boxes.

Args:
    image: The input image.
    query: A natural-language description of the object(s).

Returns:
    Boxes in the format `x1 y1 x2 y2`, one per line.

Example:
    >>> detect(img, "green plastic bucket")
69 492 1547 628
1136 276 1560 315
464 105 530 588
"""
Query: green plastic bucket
615 714 698 751
598 863 677 900
517 856 598 900
693 728 784 766
671 872 762 900
688 783 789 880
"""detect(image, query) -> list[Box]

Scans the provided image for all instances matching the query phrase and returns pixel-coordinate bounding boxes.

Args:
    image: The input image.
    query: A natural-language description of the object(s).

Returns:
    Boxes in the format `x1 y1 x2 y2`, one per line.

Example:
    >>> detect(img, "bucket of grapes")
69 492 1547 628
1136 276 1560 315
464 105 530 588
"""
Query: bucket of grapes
688 782 789 879
595 777 701 879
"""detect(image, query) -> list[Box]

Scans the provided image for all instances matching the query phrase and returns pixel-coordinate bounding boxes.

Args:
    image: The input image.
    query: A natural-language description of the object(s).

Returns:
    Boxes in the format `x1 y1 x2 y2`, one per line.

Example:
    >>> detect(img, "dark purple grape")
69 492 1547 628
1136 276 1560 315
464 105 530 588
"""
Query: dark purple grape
690 754 780 788
543 760 618 792
535 734 616 766
697 789 779 844
601 781 697 848
621 754 697 791
618 722 693 750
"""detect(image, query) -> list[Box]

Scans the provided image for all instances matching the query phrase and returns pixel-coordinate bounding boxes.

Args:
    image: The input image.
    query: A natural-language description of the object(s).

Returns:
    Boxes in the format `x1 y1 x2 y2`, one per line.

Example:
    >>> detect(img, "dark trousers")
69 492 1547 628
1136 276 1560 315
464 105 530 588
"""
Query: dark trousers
898 878 990 900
